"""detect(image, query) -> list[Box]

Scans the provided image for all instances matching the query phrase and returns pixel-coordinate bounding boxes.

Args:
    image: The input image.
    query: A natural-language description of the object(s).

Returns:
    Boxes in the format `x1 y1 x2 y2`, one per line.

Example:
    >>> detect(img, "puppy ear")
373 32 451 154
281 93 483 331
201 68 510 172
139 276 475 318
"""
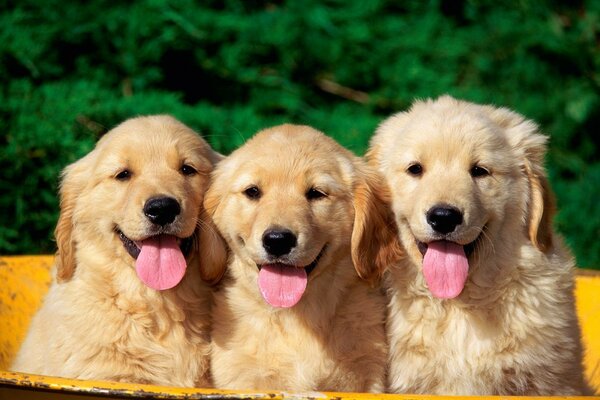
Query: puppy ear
524 150 556 253
54 179 76 282
351 165 403 284
54 155 93 282
206 149 225 166
487 106 556 252
197 189 228 285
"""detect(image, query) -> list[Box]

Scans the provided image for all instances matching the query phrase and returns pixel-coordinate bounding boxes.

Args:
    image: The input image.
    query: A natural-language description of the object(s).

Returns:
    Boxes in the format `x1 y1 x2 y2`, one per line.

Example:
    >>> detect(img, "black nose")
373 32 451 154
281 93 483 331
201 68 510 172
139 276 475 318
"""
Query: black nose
143 196 181 226
426 205 463 234
262 228 297 257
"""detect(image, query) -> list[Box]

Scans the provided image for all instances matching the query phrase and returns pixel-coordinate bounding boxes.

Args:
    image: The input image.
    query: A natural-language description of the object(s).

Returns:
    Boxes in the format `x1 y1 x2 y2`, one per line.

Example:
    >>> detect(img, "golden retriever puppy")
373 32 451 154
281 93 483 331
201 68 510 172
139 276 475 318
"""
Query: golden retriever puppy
367 95 590 395
201 124 399 392
11 115 225 387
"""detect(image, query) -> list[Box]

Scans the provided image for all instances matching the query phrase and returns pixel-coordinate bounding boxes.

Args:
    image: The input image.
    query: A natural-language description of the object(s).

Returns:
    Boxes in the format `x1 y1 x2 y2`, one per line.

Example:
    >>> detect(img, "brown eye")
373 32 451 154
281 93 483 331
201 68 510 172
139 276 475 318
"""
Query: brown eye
115 169 131 181
470 165 490 178
407 163 423 176
243 186 261 200
306 188 327 201
181 164 197 176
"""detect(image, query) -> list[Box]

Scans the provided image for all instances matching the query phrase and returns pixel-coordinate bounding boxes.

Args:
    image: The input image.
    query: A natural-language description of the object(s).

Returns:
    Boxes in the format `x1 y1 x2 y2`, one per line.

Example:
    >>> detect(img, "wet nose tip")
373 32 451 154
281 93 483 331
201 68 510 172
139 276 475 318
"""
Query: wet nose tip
426 206 463 234
262 229 297 257
143 196 181 226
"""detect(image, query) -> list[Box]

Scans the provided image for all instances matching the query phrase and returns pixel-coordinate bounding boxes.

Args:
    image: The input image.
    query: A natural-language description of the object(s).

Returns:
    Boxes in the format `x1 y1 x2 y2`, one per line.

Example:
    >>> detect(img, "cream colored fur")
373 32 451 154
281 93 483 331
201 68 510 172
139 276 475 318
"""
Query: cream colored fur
12 115 222 387
203 124 400 392
367 96 590 395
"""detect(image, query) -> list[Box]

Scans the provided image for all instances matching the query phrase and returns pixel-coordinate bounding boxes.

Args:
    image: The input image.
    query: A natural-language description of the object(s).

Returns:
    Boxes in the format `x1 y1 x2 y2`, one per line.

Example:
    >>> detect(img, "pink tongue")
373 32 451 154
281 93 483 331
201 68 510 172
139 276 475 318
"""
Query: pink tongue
257 264 308 308
422 241 469 299
135 235 187 290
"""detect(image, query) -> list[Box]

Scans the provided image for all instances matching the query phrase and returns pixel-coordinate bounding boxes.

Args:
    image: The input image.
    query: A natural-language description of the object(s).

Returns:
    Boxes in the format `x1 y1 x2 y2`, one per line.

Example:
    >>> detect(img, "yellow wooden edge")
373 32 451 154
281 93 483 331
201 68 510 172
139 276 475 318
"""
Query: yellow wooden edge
0 370 597 400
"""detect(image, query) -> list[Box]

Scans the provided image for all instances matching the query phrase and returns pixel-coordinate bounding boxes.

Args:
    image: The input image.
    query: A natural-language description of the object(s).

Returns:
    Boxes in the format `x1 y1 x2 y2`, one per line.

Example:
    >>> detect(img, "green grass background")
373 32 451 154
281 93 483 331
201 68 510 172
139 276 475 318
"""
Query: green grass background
1 0 599 269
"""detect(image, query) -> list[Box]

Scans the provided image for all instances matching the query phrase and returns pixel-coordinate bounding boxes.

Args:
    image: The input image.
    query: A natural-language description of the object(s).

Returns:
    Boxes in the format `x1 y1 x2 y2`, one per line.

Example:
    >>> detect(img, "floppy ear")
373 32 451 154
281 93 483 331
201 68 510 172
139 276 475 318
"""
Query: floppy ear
487 105 556 253
54 176 77 282
54 155 93 282
523 150 556 253
351 165 403 284
197 186 228 285
206 148 225 165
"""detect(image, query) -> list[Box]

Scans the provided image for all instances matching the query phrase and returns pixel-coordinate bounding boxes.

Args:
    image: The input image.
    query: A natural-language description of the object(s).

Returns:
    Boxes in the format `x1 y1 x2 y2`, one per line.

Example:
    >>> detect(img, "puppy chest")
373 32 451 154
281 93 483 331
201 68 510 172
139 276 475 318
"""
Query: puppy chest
389 303 522 392
212 322 332 389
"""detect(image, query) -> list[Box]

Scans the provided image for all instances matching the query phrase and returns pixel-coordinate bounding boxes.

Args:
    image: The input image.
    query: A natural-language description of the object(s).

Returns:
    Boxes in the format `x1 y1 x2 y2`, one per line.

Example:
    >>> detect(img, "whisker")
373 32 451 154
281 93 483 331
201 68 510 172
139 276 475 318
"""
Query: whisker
195 218 213 233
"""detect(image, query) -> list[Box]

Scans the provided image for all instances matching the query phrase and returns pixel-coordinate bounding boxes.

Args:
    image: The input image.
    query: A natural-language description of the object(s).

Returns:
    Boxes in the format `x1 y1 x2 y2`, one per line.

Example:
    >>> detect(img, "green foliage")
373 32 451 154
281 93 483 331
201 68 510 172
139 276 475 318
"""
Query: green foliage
1 0 599 268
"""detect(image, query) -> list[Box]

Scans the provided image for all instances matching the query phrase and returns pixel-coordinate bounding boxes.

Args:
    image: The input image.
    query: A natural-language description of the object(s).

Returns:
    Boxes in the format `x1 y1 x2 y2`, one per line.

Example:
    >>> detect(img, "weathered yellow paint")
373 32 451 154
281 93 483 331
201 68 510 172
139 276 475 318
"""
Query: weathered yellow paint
0 369 597 400
0 369 281 399
0 255 598 399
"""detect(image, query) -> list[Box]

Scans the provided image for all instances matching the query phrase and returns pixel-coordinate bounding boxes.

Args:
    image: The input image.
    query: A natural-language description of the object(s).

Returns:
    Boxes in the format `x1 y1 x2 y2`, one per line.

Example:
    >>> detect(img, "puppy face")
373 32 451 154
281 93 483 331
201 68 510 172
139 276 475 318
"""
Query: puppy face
55 115 222 290
368 96 553 299
205 124 398 308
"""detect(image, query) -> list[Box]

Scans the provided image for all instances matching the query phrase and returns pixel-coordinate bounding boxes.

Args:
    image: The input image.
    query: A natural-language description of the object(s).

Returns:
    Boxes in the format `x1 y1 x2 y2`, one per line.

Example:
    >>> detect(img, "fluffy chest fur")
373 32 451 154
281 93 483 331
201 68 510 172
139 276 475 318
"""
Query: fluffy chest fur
385 245 587 395
210 258 387 392
12 255 212 387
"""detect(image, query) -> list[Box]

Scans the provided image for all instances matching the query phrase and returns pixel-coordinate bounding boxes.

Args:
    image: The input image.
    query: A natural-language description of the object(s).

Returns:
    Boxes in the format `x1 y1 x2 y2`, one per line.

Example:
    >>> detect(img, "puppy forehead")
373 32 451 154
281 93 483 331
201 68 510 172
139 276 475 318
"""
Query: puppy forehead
249 124 349 157
393 109 508 164
221 124 356 186
232 165 344 192
96 119 210 168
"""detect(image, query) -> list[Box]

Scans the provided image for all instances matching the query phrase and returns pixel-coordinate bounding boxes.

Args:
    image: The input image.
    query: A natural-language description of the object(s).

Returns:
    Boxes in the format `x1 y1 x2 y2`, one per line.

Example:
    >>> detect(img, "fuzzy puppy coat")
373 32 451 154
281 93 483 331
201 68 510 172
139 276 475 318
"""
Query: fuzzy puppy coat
12 116 223 387
367 96 589 395
202 124 399 392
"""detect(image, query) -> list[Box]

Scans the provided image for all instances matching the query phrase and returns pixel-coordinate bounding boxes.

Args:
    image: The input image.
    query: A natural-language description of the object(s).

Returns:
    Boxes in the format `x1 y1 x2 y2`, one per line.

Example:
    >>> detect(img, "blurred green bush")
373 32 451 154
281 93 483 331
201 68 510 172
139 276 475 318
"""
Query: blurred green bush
1 0 598 268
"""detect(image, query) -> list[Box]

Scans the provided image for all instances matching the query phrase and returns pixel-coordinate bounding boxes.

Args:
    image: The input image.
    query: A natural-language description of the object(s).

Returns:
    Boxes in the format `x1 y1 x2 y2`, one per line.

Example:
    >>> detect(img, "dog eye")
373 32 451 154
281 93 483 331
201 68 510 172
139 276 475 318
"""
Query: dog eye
243 186 261 200
470 165 490 178
306 188 327 201
181 164 197 176
115 169 131 181
407 163 423 176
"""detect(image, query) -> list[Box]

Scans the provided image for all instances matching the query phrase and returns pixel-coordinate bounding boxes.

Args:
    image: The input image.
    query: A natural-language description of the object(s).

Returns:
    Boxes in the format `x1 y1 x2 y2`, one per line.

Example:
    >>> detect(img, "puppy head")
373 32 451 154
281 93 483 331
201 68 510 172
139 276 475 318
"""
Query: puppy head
55 115 222 289
367 95 554 299
204 124 399 308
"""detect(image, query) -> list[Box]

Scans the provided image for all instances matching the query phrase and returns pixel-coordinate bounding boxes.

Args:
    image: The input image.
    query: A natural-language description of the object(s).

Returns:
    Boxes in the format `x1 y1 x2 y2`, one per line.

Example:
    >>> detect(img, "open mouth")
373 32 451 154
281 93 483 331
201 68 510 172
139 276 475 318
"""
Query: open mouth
256 245 327 276
116 228 195 291
256 245 327 308
417 236 479 258
414 231 484 300
117 229 194 260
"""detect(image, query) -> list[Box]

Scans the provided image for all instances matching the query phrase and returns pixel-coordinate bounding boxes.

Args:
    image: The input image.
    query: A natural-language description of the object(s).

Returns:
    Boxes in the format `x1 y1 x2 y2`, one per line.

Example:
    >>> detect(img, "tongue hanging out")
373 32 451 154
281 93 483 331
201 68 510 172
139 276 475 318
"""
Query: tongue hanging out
135 235 187 290
422 240 469 299
258 264 308 308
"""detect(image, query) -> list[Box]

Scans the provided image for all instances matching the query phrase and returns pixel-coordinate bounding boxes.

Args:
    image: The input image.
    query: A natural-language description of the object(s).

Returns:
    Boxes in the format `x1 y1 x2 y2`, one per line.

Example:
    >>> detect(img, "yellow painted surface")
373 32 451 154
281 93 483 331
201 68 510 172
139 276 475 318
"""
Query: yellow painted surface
0 255 53 369
0 370 596 400
0 255 598 399
576 272 600 392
